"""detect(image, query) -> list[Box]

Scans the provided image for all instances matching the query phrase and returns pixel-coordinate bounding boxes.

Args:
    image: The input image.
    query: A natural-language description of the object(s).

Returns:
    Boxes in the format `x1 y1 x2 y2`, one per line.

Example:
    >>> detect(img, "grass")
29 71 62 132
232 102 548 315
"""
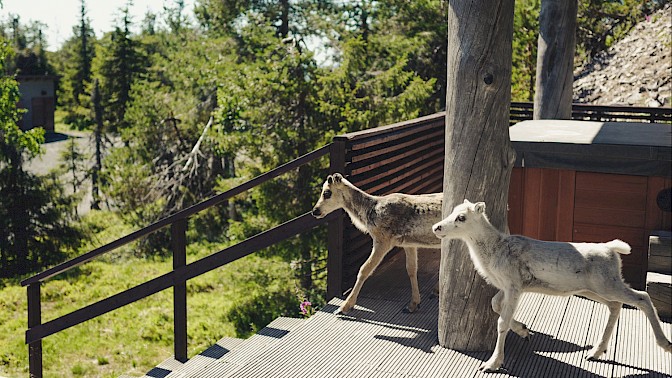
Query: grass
0 210 304 378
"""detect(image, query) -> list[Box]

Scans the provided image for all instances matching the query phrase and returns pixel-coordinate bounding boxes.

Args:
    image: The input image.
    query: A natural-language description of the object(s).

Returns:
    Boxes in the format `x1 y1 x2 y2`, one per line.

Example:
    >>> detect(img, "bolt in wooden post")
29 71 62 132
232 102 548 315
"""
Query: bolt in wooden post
27 283 42 378
172 219 188 362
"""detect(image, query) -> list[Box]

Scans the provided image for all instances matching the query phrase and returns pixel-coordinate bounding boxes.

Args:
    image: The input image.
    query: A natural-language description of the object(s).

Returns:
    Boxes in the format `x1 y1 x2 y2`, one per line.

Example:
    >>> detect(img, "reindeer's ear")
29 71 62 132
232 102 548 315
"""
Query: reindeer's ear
333 173 343 183
474 202 486 214
327 175 333 184
463 199 470 204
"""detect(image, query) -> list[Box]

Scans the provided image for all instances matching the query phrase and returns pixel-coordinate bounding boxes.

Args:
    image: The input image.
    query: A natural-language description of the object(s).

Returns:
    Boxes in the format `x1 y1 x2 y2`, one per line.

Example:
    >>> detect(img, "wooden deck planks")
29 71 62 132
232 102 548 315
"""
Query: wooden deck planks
611 305 672 378
165 250 672 378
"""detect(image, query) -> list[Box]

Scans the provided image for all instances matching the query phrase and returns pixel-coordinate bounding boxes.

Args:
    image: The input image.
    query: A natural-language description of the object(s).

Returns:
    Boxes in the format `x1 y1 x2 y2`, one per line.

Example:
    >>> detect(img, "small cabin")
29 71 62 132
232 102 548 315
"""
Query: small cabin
16 75 57 132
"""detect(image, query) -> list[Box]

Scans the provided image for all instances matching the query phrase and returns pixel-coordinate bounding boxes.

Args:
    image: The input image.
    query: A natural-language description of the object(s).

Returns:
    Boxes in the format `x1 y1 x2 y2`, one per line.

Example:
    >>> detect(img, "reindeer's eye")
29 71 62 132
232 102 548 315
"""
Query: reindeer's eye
456 214 466 222
323 190 332 199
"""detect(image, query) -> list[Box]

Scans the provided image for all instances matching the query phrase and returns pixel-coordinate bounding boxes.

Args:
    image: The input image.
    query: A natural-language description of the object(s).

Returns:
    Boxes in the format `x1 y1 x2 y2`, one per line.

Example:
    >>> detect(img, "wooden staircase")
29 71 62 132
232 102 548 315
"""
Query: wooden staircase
119 317 305 378
647 231 672 319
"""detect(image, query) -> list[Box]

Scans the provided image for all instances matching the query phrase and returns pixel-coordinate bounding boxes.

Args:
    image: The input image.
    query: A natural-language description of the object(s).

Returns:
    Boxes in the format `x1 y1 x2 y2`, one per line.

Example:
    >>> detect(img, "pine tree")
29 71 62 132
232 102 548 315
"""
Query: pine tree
92 2 144 131
0 40 81 277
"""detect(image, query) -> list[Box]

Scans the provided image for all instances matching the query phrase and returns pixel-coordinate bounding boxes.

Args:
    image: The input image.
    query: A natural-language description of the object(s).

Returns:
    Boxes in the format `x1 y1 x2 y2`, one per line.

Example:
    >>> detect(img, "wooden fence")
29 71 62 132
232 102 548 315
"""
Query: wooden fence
326 113 446 298
22 103 671 377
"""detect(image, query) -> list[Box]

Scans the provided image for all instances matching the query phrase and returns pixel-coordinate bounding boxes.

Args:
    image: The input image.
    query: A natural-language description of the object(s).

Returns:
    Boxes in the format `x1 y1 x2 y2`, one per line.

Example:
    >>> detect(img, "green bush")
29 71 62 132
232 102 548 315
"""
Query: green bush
226 288 300 338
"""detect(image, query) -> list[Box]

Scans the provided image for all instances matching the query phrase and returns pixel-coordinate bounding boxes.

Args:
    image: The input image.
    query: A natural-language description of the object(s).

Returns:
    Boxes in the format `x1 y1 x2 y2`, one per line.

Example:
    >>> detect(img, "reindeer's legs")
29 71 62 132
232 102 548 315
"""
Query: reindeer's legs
576 291 622 360
491 290 529 339
481 289 521 373
598 285 672 353
338 239 393 315
404 247 421 313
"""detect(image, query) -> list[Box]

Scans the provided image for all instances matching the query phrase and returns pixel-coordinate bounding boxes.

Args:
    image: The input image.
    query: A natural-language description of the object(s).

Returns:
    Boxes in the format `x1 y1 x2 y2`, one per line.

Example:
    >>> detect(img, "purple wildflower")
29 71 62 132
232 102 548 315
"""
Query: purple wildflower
300 300 312 315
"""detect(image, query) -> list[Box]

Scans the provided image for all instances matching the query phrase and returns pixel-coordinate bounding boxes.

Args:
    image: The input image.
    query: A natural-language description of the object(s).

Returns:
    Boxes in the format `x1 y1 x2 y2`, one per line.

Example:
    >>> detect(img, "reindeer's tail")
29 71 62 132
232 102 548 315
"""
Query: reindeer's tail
606 239 631 255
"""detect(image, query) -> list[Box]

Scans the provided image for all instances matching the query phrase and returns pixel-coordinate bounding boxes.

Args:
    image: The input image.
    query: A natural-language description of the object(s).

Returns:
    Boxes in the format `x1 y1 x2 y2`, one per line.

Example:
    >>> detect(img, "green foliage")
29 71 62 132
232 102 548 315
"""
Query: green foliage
103 32 235 233
91 5 146 132
226 287 299 338
576 0 667 62
53 0 96 126
511 0 540 102
0 39 82 277
211 11 434 291
0 15 54 75
0 205 301 376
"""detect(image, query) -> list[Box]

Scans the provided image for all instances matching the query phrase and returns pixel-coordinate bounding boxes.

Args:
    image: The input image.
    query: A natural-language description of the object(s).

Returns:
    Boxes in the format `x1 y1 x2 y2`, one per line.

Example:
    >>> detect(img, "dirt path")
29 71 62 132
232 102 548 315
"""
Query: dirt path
25 130 95 214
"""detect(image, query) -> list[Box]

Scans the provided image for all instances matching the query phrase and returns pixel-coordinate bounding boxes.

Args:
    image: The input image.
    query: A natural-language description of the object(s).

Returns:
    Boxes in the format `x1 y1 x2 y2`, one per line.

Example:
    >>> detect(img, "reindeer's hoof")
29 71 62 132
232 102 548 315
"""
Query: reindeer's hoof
336 304 354 315
586 347 605 361
516 324 530 339
479 360 504 373
478 356 506 373
403 302 420 313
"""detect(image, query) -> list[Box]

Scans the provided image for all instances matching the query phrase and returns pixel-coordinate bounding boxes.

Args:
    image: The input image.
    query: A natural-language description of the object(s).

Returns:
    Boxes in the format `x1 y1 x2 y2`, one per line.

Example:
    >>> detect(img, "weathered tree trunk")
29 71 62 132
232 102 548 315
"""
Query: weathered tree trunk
91 79 103 210
534 0 577 119
439 0 516 351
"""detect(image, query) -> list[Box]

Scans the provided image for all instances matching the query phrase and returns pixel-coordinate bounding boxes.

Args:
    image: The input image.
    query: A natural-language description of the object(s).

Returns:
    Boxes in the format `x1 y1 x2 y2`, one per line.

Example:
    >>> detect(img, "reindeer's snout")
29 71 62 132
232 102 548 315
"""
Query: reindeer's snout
312 207 322 217
433 223 446 238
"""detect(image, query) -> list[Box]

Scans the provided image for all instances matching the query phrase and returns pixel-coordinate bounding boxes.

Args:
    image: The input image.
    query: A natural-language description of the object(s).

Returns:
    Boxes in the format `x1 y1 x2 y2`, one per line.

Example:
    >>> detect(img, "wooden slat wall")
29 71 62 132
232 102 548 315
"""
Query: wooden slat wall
335 115 445 292
510 102 672 124
333 105 671 295
508 169 672 290
574 172 649 289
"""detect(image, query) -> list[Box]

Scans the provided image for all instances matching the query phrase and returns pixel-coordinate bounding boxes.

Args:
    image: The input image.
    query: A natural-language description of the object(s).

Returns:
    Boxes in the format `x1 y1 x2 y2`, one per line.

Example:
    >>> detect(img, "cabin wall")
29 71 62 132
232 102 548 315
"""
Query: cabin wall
508 167 672 289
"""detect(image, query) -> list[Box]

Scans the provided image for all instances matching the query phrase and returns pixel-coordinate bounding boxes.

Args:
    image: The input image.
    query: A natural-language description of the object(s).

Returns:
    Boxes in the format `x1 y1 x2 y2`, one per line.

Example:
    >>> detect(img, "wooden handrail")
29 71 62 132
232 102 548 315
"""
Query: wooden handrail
21 144 331 286
25 211 336 344
24 143 331 377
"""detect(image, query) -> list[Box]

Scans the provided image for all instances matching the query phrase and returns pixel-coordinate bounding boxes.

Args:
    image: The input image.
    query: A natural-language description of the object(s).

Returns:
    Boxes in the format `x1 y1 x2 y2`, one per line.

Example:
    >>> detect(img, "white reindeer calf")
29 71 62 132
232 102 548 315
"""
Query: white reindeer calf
432 200 671 373
312 173 442 314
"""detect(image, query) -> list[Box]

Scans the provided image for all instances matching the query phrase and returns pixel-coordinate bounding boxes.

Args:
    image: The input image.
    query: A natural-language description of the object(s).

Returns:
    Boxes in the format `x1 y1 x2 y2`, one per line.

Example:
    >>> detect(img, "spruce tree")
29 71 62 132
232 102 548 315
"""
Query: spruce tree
93 2 144 131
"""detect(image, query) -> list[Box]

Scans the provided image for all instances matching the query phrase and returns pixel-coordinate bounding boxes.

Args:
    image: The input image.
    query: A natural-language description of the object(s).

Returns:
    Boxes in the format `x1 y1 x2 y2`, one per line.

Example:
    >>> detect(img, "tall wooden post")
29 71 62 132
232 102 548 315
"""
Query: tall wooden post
438 0 516 351
172 219 188 362
534 0 578 119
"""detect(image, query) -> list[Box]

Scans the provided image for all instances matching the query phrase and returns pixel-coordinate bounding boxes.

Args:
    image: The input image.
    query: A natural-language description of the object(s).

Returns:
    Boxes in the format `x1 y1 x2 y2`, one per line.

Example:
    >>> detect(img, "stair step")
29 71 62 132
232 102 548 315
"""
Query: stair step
648 231 671 274
164 337 245 378
647 272 672 319
140 357 184 378
193 308 342 378
145 316 305 378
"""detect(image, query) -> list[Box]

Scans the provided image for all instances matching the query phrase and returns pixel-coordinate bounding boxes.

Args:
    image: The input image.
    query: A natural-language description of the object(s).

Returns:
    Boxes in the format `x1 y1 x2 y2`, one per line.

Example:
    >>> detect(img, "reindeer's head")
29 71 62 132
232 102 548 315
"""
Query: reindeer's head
311 173 347 218
432 199 487 239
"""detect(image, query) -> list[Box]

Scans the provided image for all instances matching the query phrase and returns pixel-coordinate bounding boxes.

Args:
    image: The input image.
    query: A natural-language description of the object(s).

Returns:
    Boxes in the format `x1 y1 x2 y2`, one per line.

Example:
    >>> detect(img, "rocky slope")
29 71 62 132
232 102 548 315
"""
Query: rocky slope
573 4 671 107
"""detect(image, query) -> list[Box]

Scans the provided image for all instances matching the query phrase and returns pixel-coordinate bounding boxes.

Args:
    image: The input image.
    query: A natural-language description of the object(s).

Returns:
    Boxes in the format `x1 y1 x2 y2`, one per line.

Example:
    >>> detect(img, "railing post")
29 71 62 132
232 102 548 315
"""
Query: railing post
327 139 346 299
27 283 42 378
172 218 188 362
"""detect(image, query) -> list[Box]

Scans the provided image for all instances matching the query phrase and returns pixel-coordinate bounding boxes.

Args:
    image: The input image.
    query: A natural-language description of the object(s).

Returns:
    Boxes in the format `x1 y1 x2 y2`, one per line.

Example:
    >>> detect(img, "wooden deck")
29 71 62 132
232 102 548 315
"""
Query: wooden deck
139 248 672 378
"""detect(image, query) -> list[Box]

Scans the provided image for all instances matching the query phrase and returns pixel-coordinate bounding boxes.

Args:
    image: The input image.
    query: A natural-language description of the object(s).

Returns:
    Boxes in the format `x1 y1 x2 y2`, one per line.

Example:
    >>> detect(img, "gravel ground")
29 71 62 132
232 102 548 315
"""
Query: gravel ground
25 130 95 214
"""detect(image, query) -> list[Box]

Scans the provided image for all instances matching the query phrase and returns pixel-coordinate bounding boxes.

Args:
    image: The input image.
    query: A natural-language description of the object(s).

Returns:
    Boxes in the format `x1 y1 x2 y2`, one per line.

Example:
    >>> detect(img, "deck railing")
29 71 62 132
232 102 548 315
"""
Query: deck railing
22 102 671 377
21 144 333 378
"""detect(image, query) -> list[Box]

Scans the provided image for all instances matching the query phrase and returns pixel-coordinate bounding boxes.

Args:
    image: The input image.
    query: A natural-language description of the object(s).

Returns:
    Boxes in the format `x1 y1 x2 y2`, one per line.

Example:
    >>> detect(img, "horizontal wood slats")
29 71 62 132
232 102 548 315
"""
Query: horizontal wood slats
508 168 670 290
336 104 671 295
335 113 445 294
510 102 672 124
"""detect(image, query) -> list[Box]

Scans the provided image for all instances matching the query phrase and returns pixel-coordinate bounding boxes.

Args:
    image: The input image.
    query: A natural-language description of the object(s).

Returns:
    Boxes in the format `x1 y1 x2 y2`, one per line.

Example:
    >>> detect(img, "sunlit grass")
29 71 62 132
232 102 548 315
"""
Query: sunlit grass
0 210 298 378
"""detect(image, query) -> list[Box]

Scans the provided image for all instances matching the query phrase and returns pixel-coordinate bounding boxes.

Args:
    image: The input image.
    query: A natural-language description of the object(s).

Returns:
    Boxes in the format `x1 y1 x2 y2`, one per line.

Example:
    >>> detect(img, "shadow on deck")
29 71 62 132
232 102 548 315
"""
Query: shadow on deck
132 249 672 378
